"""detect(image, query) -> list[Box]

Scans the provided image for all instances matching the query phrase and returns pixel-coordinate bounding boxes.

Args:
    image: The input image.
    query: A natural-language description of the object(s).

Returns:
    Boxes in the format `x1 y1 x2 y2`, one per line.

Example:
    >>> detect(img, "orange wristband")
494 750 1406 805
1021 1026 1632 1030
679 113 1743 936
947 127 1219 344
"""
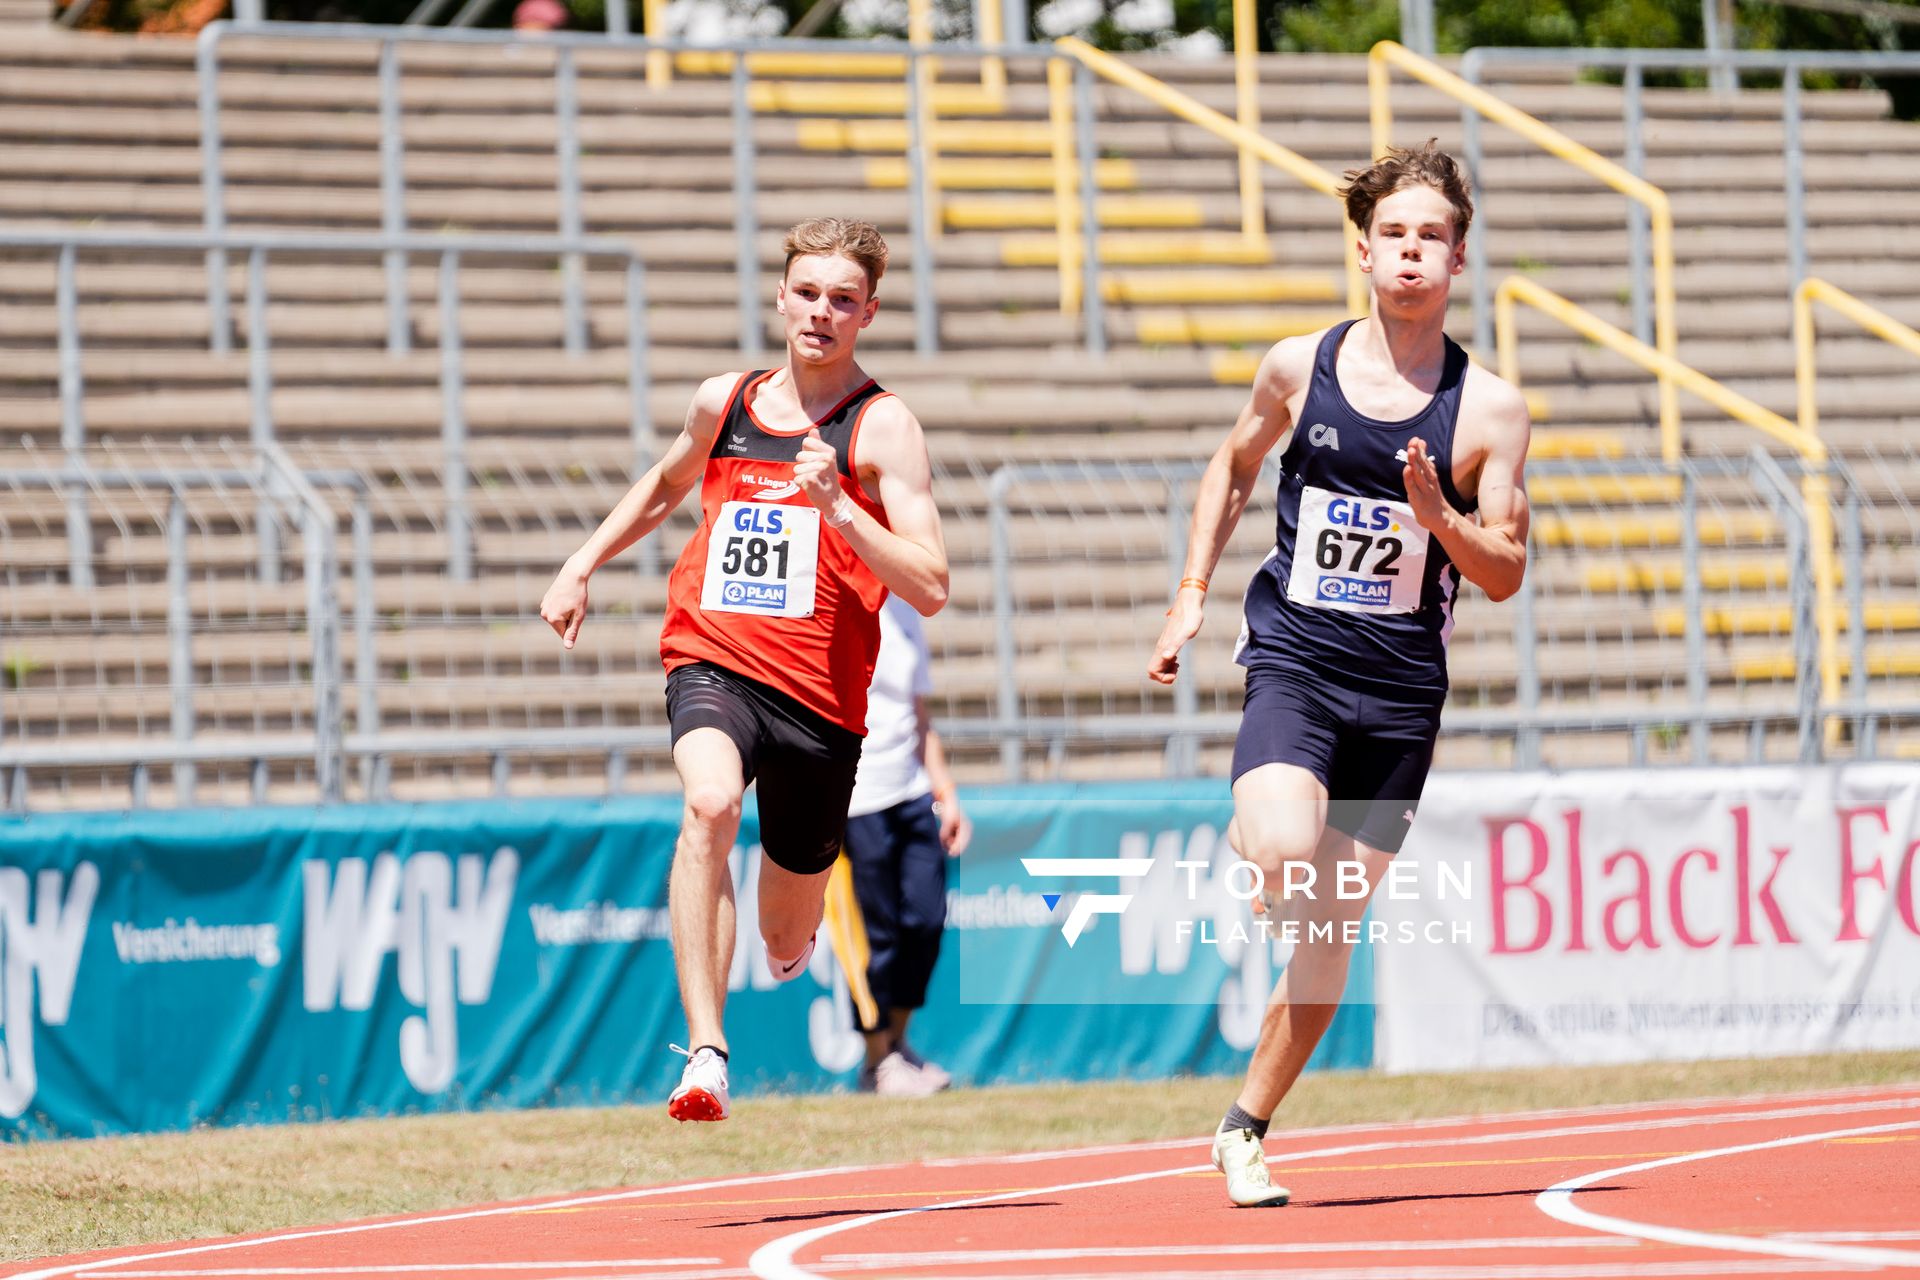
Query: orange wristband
1179 577 1208 593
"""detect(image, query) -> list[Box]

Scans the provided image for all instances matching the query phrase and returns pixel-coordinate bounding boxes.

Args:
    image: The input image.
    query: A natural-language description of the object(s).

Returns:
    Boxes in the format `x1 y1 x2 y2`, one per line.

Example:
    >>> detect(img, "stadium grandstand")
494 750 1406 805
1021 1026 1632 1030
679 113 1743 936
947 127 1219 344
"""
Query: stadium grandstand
1 0 1918 1269
2 5 1917 808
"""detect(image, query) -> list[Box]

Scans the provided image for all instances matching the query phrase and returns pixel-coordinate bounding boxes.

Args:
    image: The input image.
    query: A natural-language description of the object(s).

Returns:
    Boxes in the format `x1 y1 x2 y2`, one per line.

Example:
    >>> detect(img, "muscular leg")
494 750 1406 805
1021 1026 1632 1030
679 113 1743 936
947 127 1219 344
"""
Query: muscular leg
1235 826 1394 1120
757 855 832 970
670 728 746 1053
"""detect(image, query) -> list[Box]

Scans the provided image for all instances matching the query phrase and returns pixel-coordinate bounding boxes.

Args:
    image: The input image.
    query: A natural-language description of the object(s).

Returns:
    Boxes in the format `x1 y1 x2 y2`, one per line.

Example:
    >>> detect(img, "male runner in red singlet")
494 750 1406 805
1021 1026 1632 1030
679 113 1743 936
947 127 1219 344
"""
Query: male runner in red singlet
538 218 948 1123
1151 143 1531 1206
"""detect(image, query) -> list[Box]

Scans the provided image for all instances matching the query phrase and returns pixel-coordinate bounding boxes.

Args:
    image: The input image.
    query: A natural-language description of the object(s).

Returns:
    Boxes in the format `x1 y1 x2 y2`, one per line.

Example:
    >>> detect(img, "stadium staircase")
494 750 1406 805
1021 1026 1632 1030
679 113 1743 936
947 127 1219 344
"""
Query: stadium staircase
2 26 1919 804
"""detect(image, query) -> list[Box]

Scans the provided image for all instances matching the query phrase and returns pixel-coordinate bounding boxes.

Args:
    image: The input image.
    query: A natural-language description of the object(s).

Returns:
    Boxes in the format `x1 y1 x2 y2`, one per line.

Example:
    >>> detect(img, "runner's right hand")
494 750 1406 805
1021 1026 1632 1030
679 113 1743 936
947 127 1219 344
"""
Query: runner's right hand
540 567 590 650
1148 594 1203 685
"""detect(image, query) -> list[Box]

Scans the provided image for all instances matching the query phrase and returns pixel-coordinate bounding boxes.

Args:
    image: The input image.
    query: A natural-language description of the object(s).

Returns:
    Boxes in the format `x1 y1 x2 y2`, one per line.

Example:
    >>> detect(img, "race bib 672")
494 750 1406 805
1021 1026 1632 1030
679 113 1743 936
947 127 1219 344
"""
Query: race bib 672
1285 485 1429 615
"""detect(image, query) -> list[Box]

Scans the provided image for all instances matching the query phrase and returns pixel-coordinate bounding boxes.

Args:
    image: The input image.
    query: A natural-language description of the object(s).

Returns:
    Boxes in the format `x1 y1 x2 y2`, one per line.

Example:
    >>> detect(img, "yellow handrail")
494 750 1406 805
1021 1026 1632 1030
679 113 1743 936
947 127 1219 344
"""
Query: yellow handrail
1794 277 1920 730
1496 275 1820 459
1053 36 1366 317
909 0 942 238
1048 57 1080 314
1368 40 1681 464
1497 273 1842 731
977 0 1006 98
1796 277 1920 440
1232 0 1263 242
645 0 670 88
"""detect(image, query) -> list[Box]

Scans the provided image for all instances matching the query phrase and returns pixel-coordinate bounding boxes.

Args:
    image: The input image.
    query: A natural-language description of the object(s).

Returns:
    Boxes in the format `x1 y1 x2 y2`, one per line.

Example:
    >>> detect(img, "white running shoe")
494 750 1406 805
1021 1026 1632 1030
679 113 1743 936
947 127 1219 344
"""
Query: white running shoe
667 1044 730 1122
768 933 816 984
896 1040 952 1091
1211 1125 1291 1208
859 1049 943 1097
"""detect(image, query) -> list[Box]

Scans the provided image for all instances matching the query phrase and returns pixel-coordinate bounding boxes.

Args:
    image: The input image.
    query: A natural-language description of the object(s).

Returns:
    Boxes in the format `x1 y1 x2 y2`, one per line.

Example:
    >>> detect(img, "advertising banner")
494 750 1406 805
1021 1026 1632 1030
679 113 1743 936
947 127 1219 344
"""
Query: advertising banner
1372 764 1920 1071
0 782 1372 1139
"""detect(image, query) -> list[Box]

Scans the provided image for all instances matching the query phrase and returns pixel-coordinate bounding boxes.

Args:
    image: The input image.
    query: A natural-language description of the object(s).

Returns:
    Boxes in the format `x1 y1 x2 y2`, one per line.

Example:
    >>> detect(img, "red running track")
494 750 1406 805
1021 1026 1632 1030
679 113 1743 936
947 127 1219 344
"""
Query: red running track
8 1083 1917 1280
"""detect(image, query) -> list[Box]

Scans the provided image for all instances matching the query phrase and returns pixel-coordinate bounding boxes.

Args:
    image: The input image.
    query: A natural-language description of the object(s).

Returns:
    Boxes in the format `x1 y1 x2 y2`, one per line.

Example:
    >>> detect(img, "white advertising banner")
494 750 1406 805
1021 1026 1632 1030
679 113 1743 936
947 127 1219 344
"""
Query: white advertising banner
1372 764 1920 1071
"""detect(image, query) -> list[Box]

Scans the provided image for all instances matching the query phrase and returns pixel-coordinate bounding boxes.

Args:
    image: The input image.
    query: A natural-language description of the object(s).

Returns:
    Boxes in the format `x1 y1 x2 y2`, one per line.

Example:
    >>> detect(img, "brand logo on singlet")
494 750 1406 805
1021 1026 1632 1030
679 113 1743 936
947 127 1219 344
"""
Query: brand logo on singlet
1308 423 1341 450
743 473 800 501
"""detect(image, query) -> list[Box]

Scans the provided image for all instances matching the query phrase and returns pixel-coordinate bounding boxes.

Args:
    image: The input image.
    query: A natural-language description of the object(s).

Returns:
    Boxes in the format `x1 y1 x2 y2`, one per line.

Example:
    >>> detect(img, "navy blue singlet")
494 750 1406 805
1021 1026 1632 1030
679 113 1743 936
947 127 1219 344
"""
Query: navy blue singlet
1235 320 1477 702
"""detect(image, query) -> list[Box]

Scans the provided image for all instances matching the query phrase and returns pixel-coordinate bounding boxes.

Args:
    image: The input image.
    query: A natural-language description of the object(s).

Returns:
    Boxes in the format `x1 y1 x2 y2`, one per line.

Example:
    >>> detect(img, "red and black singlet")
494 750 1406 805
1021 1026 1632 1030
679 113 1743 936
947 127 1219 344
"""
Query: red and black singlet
660 369 894 734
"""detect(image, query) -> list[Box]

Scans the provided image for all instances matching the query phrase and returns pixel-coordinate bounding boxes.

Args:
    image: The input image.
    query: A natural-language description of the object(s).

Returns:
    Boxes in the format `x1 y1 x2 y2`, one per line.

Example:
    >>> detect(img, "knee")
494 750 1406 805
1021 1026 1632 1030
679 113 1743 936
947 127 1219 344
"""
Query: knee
682 784 741 833
761 921 814 965
1233 824 1315 882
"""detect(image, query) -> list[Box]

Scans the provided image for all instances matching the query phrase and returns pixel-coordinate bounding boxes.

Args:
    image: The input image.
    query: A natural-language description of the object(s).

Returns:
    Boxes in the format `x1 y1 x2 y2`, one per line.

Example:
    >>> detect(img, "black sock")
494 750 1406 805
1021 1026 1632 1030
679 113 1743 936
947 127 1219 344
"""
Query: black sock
695 1044 729 1063
1221 1103 1269 1138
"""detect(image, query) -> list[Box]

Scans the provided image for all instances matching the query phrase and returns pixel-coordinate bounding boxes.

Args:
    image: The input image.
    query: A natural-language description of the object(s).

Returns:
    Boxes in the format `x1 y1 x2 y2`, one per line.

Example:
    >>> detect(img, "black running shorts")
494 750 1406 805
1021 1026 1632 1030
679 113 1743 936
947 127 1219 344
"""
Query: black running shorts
1229 664 1443 855
665 661 864 875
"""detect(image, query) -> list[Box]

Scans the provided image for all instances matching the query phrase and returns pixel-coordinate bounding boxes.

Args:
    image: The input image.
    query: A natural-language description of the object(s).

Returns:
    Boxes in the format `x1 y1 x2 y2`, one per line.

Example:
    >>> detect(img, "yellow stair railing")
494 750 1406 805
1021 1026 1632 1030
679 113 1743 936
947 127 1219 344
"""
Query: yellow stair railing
1794 277 1920 733
1369 40 1681 465
1050 35 1365 321
1495 273 1845 731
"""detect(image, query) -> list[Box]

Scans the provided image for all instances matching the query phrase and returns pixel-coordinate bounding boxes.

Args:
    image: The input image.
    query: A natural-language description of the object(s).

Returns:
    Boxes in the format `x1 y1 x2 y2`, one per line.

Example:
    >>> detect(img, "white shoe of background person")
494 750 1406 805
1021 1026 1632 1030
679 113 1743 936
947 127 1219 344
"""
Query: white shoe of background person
859 1049 943 1097
667 1044 730 1122
896 1040 952 1091
1211 1125 1291 1208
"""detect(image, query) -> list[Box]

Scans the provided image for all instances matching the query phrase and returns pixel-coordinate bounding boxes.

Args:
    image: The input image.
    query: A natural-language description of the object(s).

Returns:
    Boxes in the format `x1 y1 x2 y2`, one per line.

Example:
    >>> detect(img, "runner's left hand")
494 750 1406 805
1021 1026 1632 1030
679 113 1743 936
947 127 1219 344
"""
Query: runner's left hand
795 429 844 511
1403 437 1451 533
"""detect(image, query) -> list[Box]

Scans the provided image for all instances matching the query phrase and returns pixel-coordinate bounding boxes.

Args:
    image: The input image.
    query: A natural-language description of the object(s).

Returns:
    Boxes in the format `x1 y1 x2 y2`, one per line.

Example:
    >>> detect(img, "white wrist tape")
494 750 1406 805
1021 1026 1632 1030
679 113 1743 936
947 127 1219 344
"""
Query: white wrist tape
825 494 856 529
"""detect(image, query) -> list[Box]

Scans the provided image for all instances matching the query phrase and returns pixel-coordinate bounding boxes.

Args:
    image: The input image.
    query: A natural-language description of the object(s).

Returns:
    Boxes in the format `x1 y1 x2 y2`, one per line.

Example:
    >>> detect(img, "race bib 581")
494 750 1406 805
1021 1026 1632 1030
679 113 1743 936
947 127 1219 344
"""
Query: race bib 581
1285 485 1428 615
701 501 821 618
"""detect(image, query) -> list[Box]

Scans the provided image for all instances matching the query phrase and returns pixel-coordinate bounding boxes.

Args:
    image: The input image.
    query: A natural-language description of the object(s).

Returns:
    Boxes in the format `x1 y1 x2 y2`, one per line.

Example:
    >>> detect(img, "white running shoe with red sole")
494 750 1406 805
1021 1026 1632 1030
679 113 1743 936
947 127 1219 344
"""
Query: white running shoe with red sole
667 1044 730 1122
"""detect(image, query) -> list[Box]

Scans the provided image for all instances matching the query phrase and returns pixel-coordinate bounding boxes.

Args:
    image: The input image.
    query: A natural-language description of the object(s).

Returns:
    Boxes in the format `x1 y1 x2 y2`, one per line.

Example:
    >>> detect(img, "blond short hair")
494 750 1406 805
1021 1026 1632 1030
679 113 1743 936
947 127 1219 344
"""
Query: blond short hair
782 217 889 295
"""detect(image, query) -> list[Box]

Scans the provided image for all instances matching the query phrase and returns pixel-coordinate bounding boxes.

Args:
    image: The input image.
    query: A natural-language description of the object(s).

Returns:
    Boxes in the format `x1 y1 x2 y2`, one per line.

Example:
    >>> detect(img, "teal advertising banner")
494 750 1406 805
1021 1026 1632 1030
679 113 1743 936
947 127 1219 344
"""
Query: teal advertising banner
0 783 1373 1139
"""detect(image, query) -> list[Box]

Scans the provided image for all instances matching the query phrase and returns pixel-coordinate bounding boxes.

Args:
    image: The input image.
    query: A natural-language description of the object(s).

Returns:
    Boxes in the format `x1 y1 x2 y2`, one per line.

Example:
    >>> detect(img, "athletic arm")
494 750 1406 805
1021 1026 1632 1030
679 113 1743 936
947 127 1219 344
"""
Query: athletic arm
1147 336 1308 685
794 399 949 615
1405 374 1531 603
538 375 733 648
915 694 969 855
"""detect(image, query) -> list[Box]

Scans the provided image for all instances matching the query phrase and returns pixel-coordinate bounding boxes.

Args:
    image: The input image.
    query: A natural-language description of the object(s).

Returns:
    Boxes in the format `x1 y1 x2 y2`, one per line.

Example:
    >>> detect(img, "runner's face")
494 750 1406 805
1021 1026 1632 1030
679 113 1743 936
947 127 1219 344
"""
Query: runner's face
776 253 878 364
1358 185 1465 312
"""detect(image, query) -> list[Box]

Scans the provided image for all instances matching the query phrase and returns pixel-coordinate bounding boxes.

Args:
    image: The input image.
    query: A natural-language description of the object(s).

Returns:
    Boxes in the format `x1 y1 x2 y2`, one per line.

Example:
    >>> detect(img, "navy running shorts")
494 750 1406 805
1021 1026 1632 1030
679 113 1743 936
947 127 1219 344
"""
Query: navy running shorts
1229 663 1443 855
666 661 864 876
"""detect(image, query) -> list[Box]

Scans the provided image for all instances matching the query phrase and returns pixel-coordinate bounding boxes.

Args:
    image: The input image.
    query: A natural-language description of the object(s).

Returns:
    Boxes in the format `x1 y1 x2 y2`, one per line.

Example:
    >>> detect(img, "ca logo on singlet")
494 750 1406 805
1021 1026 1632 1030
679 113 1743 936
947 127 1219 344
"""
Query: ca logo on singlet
0 864 97 1120
302 849 519 1094
1307 423 1341 450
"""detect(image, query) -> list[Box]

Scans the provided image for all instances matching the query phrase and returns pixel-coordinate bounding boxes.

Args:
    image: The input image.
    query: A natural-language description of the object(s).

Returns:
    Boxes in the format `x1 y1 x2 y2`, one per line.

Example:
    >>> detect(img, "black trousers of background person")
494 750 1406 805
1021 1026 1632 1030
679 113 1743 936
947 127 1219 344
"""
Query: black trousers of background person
843 793 949 1034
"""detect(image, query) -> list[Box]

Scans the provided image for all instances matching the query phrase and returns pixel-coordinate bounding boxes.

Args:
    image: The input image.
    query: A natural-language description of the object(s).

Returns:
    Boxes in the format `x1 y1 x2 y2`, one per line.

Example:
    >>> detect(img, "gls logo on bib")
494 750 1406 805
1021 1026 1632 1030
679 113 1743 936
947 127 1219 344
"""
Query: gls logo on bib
303 849 518 1094
0 864 97 1119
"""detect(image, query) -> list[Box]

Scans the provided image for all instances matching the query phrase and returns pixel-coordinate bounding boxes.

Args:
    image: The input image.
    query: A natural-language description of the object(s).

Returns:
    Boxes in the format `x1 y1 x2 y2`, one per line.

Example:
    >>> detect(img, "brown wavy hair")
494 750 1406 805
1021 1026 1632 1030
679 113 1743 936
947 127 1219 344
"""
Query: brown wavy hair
1338 140 1473 242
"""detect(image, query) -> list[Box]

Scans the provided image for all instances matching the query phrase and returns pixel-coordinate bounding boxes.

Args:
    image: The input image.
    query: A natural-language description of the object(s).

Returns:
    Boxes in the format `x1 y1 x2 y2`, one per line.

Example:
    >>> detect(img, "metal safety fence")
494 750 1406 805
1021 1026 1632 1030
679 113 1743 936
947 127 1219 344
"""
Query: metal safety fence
0 228 653 584
5 438 1916 811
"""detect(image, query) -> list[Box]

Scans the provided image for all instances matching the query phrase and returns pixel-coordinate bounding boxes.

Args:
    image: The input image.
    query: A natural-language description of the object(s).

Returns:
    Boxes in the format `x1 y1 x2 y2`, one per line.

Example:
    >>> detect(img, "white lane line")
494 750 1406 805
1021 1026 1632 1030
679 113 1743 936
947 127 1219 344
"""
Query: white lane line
749 1096 1920 1280
810 1262 1864 1280
0 1166 893 1280
75 1264 721 1276
1536 1118 1920 1269
1774 1233 1920 1243
921 1083 1920 1169
19 1089 1917 1280
817 1236 1639 1267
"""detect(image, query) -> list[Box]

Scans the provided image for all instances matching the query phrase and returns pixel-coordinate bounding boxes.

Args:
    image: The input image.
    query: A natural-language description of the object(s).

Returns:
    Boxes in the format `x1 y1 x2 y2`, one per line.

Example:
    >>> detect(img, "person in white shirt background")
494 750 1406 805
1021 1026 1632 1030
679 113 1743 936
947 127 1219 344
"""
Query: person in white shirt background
844 593 971 1095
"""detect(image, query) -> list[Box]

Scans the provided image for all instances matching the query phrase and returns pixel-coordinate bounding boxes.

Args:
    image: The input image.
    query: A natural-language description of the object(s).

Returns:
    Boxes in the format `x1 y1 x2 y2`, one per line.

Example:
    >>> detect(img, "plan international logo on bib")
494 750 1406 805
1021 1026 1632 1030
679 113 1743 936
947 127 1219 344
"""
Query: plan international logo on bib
722 580 788 610
1316 575 1393 607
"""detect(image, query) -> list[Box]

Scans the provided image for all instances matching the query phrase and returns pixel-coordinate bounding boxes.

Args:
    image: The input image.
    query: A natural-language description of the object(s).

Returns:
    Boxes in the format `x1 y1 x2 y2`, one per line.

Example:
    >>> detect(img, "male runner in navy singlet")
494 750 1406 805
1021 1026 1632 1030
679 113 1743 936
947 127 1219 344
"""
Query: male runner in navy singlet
1148 143 1532 1207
